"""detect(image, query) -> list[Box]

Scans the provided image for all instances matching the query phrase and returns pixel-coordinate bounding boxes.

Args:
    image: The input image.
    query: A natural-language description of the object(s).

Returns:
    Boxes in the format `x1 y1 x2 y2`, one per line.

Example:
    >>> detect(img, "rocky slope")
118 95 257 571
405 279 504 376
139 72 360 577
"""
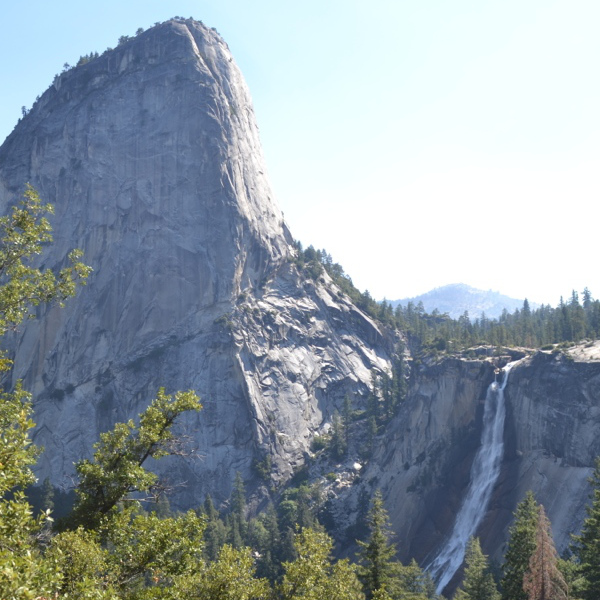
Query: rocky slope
0 19 395 506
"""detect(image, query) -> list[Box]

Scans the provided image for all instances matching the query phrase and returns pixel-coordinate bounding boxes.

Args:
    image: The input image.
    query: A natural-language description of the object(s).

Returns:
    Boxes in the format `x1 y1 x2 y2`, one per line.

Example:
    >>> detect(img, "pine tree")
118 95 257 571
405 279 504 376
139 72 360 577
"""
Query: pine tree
203 494 228 561
523 505 567 600
343 394 353 448
231 471 247 519
154 493 172 518
366 415 378 457
330 410 347 459
228 513 244 549
501 491 539 600
575 458 600 600
455 537 500 600
280 528 364 600
358 491 397 599
229 471 248 547
396 558 437 599
256 503 282 581
204 493 218 520
40 476 55 512
295 484 318 530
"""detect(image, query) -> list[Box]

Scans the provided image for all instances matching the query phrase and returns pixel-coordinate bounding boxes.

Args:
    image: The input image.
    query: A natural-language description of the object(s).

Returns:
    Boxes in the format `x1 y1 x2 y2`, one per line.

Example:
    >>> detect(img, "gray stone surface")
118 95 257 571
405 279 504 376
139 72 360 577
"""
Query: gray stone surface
331 347 600 566
0 19 393 506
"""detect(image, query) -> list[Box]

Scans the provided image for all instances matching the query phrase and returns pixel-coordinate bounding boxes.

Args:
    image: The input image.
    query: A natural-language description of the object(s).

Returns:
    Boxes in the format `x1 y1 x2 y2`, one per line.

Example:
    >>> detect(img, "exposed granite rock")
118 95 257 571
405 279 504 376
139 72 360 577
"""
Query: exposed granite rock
330 345 600 568
0 19 393 506
495 346 600 558
330 356 498 563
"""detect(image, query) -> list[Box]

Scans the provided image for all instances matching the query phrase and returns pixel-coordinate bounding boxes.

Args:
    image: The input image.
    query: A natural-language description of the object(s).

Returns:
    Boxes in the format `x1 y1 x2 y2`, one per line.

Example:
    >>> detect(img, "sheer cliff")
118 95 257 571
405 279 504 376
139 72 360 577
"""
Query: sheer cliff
0 19 394 505
330 344 600 578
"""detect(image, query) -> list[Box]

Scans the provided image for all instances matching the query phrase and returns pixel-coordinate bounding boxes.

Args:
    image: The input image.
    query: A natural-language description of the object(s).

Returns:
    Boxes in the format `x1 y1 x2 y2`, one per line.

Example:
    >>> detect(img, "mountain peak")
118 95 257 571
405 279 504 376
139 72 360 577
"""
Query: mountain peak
0 21 388 506
393 283 535 319
1 16 293 307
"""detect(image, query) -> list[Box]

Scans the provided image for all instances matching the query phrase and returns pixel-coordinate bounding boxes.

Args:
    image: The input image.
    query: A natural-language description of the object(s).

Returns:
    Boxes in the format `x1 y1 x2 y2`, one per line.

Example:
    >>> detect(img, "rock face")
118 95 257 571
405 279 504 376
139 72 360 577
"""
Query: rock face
497 347 600 557
0 19 393 505
331 355 499 563
332 345 600 571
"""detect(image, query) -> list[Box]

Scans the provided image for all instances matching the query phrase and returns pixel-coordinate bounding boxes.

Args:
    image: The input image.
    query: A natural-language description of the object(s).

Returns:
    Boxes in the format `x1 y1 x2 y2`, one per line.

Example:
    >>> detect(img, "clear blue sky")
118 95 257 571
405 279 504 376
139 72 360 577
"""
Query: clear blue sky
1 1 599 306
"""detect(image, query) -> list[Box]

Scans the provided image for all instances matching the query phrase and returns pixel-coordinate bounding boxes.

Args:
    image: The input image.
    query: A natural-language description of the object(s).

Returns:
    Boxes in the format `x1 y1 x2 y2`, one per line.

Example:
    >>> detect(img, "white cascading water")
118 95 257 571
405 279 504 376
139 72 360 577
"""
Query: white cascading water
427 361 518 595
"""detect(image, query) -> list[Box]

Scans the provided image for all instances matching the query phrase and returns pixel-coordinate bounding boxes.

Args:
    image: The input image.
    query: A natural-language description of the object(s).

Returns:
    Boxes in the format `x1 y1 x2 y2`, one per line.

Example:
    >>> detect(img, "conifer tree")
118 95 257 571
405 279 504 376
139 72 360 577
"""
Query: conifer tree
454 537 500 600
523 505 567 600
228 513 244 549
255 503 282 581
343 394 353 448
574 458 600 600
231 471 246 519
295 484 318 530
396 558 437 599
358 491 397 599
204 493 218 520
501 491 539 600
280 528 364 600
203 493 228 561
229 471 248 546
330 410 347 459
40 476 55 512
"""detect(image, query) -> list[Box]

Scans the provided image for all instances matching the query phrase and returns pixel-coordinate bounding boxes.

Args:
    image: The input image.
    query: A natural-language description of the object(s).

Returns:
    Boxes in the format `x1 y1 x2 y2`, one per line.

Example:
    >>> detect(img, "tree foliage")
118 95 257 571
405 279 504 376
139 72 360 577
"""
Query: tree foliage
279 527 364 600
0 383 62 599
68 388 201 531
574 458 600 600
179 543 270 600
294 242 600 353
523 505 567 600
0 184 91 339
454 537 500 600
4 188 600 599
358 491 398 599
0 185 90 599
502 491 540 600
357 491 435 600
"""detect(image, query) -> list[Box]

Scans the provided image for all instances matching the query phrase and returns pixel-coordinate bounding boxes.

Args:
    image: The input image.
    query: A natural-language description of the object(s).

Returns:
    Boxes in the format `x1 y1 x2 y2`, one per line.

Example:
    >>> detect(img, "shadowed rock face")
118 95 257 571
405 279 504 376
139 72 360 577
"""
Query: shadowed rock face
331 357 497 564
495 349 600 559
0 19 393 506
331 346 600 577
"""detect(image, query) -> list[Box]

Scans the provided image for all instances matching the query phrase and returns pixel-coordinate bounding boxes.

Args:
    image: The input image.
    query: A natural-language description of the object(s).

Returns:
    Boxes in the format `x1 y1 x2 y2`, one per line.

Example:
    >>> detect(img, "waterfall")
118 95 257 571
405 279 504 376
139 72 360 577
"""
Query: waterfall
427 361 518 595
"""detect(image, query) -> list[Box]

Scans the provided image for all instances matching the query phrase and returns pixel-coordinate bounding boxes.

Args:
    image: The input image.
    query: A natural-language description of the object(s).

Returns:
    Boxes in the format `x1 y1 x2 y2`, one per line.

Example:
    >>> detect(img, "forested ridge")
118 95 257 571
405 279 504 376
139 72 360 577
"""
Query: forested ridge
2 193 600 599
296 244 600 352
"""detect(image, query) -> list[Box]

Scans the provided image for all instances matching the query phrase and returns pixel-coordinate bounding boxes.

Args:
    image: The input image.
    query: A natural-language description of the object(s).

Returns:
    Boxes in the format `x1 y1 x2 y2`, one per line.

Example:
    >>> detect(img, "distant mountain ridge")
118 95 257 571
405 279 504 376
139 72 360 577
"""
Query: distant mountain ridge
391 283 538 320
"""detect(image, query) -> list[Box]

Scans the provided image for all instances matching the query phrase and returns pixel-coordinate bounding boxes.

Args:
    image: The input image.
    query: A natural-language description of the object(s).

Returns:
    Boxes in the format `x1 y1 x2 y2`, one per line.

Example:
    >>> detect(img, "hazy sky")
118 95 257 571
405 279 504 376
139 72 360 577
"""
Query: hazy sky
1 1 598 306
